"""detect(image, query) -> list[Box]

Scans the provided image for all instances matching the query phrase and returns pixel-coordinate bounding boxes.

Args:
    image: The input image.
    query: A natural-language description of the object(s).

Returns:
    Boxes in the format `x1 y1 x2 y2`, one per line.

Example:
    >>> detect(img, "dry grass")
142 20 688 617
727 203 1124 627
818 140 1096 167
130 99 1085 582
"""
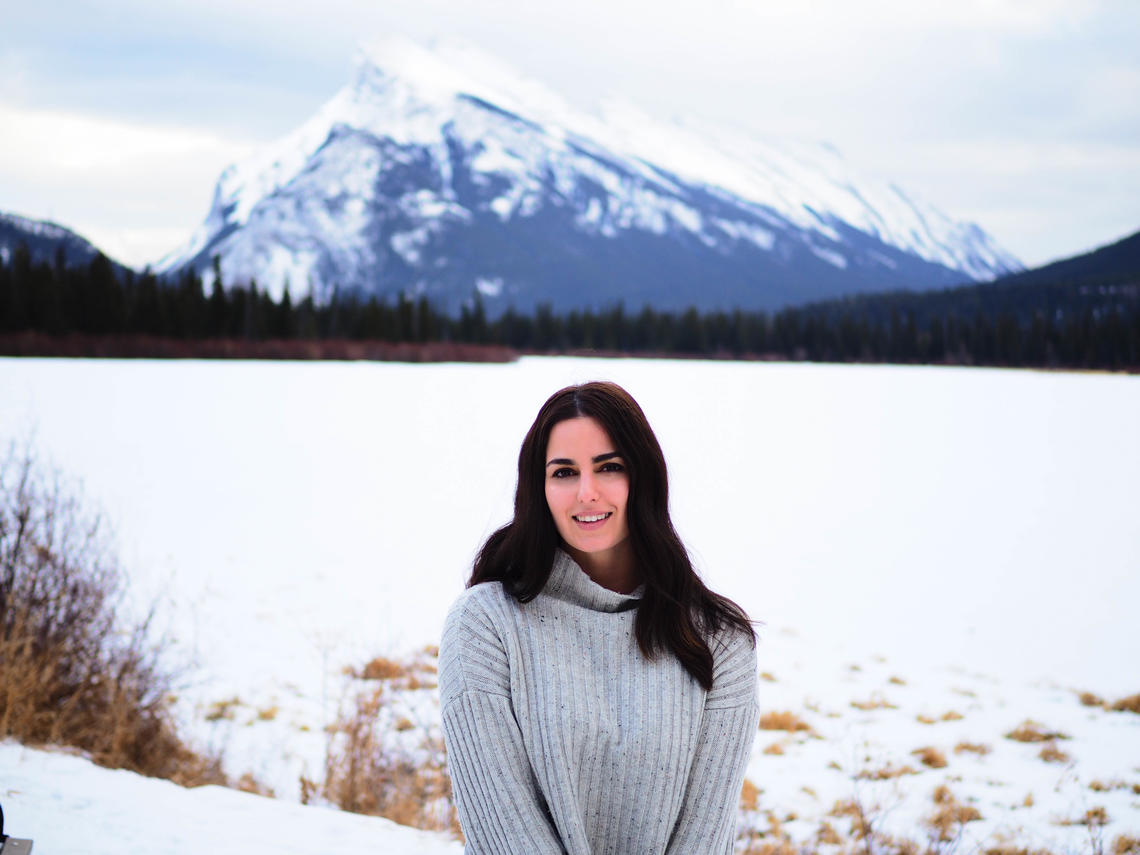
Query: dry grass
851 692 897 710
889 675 907 686
321 659 458 835
927 786 983 842
912 746 948 768
1037 742 1071 764
759 671 777 682
1109 694 1140 714
954 741 992 756
1005 719 1069 743
857 763 919 780
741 778 761 811
1057 807 1109 827
1114 835 1140 855
759 710 813 733
0 446 223 786
917 710 964 724
1079 691 1106 707
763 741 785 755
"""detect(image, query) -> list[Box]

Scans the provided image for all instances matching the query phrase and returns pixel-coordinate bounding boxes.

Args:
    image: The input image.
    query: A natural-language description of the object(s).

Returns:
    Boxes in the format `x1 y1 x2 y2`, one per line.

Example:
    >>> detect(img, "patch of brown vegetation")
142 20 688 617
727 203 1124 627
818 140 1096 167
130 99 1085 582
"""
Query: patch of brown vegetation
1110 694 1140 714
760 671 777 682
763 741 785 755
740 778 761 811
0 447 226 787
1079 691 1106 707
927 786 983 842
351 651 438 691
236 772 275 797
917 710 964 724
954 741 991 756
759 710 812 732
1005 719 1069 743
857 763 919 780
1023 792 1035 808
889 676 907 686
1057 807 1109 827
204 696 242 723
321 679 458 834
1089 779 1132 793
816 821 842 845
851 692 897 710
1038 742 1071 764
912 746 948 768
1114 835 1140 855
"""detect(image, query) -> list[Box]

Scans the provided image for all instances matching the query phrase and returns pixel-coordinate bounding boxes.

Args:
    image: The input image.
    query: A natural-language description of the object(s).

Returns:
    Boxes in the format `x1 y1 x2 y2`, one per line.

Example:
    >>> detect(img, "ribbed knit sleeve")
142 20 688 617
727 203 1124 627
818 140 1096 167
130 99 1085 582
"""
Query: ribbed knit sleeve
665 628 760 854
439 589 567 855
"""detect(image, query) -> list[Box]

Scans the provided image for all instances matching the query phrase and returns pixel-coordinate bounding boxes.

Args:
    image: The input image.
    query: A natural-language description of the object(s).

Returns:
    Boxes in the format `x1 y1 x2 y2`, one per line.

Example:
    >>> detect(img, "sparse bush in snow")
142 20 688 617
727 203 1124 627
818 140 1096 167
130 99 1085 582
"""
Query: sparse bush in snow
0 444 223 785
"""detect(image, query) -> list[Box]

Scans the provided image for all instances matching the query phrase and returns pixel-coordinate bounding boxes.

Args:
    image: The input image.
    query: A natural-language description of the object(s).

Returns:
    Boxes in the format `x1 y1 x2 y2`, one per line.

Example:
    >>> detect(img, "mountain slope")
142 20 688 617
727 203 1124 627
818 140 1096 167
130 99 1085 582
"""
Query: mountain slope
1 211 131 276
157 38 1021 312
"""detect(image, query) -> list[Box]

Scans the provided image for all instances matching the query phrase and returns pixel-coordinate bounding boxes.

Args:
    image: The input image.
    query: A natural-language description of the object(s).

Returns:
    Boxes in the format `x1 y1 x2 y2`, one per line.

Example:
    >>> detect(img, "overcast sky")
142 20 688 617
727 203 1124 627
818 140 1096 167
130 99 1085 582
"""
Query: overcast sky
2 0 1138 270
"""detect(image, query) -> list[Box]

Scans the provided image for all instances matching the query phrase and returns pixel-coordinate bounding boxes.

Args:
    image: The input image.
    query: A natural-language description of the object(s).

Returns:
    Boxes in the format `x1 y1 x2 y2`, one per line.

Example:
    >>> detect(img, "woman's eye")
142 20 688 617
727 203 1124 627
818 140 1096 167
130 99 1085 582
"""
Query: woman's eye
551 468 576 479
600 462 624 473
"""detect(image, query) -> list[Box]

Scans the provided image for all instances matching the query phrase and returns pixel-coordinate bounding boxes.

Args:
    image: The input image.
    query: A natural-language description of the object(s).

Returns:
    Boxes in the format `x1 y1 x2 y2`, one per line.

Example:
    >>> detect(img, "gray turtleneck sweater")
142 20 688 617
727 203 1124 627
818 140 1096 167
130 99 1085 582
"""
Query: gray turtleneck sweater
439 550 759 854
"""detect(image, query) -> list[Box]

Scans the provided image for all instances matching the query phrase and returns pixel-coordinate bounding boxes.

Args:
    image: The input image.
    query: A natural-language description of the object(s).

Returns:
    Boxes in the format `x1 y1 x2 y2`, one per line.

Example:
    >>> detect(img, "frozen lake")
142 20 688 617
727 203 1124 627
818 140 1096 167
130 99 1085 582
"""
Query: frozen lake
2 356 1136 699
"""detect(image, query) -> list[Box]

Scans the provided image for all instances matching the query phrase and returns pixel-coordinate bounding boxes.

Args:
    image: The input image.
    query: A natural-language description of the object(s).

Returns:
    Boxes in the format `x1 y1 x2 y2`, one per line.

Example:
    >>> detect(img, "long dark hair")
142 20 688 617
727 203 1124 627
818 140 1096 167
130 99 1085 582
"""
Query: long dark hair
469 381 754 690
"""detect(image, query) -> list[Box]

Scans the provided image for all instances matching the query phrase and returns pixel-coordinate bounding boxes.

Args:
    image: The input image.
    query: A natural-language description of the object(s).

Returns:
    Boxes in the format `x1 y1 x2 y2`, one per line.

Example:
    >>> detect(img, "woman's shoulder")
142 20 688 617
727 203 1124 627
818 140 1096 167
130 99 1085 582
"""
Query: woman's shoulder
444 579 516 633
705 620 759 709
440 581 516 702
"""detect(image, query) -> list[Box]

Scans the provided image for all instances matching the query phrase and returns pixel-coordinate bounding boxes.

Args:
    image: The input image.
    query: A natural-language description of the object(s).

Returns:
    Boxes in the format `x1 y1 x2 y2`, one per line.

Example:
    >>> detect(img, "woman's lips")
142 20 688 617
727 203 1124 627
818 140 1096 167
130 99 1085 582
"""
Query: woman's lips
573 511 612 529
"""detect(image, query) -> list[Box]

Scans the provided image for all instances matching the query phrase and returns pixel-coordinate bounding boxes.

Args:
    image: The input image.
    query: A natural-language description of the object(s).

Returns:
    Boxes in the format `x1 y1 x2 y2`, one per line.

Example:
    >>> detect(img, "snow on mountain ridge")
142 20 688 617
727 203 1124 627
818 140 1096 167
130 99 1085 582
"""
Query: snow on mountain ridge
155 36 1021 304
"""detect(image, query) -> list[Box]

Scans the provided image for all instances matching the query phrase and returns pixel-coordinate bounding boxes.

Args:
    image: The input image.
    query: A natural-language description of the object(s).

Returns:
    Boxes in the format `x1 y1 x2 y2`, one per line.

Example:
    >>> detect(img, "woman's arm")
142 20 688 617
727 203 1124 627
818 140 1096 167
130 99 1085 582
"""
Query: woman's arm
439 592 566 855
665 628 760 854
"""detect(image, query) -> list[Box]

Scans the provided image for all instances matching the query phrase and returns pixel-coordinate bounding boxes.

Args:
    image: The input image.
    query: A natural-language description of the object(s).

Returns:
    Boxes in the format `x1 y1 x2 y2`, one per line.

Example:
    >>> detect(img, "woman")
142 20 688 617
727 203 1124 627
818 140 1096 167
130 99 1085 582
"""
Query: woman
439 381 759 854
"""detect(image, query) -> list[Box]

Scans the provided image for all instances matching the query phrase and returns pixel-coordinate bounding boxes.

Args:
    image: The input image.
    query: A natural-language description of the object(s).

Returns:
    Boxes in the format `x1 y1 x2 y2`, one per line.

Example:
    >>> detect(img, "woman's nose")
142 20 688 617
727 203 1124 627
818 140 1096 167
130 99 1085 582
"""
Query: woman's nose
577 471 600 502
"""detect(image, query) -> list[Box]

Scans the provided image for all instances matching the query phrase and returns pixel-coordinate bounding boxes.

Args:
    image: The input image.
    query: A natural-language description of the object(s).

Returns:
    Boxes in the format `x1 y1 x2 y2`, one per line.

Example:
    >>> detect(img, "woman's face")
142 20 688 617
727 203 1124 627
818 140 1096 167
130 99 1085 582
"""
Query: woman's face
544 416 630 561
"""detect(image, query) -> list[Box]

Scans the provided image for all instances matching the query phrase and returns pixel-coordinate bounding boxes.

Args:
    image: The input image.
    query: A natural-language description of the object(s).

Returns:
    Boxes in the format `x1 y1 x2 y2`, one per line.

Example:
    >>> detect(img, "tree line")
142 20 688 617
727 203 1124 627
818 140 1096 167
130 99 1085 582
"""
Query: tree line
1 243 1137 370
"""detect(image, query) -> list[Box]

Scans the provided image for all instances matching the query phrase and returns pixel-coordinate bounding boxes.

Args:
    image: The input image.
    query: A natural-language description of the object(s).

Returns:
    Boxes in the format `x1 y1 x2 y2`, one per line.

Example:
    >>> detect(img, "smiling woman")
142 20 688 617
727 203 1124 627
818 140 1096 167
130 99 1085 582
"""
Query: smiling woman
439 381 759 854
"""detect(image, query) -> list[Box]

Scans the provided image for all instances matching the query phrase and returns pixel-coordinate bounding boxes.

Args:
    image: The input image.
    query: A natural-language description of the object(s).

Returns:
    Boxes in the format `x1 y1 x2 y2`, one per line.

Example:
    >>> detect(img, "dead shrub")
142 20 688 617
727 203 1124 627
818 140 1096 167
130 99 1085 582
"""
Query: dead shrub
817 821 842 845
763 741 785 756
1005 719 1069 743
351 651 438 690
1038 742 1071 764
759 710 812 733
0 446 222 786
912 746 948 768
357 657 406 681
1109 694 1140 714
927 786 982 842
954 741 991 756
1079 691 1106 707
1114 836 1140 855
322 663 458 835
760 671 777 682
889 676 907 686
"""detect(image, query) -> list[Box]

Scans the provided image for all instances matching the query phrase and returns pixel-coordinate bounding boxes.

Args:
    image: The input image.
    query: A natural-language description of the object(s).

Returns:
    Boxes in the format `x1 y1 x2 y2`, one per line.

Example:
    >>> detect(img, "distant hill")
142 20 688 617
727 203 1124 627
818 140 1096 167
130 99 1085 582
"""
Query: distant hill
0 211 133 278
795 227 1140 327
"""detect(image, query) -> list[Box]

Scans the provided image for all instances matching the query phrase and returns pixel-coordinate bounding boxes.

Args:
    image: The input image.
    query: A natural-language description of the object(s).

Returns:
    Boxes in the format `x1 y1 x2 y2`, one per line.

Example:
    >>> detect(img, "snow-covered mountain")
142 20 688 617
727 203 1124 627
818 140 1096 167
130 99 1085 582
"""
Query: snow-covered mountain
1 210 130 274
157 37 1022 312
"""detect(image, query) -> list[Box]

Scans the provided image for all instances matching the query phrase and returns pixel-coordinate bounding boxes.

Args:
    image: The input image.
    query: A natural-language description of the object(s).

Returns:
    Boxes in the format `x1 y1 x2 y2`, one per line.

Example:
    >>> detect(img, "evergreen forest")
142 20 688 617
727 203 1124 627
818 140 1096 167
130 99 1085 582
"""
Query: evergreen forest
1 243 1137 370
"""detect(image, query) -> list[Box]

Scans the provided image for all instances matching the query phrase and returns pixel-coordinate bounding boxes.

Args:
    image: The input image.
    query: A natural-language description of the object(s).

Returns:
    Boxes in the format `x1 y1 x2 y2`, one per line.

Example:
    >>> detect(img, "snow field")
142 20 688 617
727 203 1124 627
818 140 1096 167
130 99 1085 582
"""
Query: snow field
0 355 1137 849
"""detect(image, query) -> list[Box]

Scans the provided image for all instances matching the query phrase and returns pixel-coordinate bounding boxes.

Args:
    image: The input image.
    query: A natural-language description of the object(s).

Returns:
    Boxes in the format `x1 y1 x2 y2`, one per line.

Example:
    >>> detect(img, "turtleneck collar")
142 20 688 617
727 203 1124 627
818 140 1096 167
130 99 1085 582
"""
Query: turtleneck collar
544 548 644 613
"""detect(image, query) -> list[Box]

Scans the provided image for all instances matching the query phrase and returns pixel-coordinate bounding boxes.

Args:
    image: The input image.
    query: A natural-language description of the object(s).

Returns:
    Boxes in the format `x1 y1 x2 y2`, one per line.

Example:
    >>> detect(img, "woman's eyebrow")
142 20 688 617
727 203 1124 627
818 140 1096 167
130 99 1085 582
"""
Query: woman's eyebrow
545 451 621 467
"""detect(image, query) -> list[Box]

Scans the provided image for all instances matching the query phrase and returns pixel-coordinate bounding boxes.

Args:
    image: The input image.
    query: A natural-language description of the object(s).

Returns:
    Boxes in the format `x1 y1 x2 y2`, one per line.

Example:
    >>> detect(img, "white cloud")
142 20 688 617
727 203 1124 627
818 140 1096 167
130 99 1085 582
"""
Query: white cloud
0 103 257 267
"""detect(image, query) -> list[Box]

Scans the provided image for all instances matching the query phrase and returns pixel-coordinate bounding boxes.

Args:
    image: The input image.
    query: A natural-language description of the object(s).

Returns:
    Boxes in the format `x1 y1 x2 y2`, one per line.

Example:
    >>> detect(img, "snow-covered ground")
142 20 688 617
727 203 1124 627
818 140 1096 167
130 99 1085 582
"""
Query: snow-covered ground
1 356 1137 852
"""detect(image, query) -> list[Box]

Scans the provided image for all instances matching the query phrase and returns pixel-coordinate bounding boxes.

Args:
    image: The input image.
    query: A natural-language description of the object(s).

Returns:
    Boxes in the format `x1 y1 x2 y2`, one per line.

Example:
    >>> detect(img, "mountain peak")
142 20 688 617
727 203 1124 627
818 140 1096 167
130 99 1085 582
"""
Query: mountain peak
155 36 1021 306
